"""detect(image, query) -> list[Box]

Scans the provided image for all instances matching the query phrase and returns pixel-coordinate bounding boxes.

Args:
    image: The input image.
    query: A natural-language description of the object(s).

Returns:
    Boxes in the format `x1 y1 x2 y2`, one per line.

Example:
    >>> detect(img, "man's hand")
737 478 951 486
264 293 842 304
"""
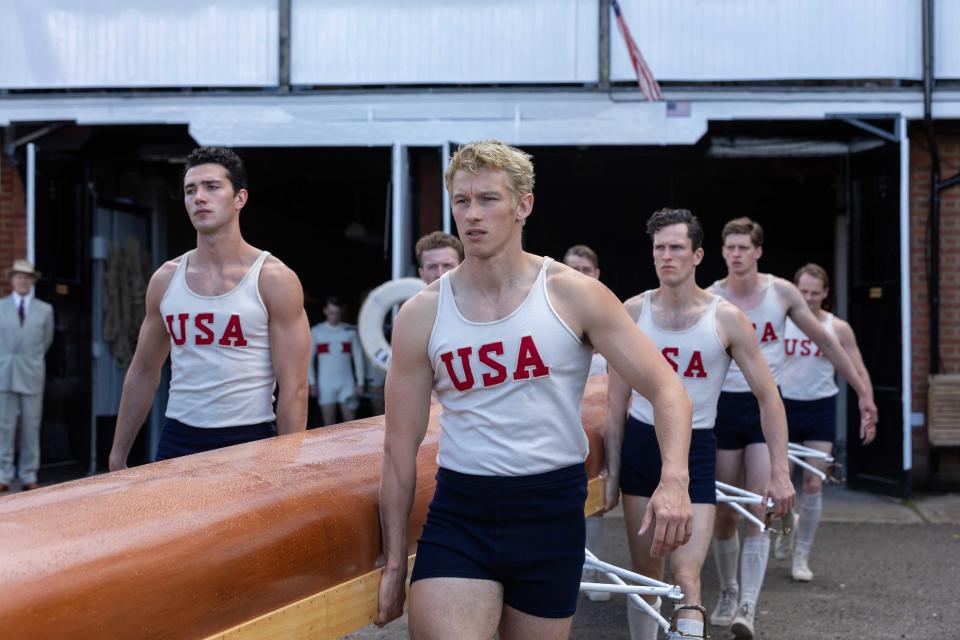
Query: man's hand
602 466 621 512
375 564 408 627
640 477 692 557
858 396 878 444
356 384 365 399
857 398 880 432
765 468 796 518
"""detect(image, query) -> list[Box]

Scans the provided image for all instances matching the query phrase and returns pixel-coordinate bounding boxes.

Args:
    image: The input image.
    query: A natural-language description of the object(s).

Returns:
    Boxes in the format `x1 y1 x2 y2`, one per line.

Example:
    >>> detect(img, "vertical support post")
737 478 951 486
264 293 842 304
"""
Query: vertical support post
26 142 35 263
441 141 451 235
834 211 849 460
598 0 611 90
391 144 410 280
278 0 292 92
898 115 913 475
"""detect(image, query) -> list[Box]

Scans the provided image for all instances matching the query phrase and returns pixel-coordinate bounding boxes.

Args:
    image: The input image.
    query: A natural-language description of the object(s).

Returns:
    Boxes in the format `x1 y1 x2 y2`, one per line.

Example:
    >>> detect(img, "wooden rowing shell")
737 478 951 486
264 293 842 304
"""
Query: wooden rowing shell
0 375 607 639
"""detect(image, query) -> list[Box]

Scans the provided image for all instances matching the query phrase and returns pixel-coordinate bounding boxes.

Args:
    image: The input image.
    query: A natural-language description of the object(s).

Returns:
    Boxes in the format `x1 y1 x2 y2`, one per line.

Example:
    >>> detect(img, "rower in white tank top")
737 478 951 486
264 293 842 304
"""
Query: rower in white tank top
714 274 786 393
427 257 593 476
159 250 276 428
781 313 840 401
629 291 732 429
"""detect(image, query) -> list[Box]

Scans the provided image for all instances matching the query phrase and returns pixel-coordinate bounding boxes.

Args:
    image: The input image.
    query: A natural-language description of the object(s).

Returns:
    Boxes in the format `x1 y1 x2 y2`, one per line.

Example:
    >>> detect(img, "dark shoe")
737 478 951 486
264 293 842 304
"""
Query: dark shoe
0 483 8 493
21 482 40 491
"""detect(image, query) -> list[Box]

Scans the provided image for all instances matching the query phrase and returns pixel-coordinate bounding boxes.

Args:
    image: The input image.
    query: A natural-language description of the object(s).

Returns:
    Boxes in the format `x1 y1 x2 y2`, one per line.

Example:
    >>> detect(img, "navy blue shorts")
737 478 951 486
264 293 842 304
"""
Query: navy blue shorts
411 464 587 619
715 391 771 450
155 418 276 461
784 395 836 443
619 417 718 504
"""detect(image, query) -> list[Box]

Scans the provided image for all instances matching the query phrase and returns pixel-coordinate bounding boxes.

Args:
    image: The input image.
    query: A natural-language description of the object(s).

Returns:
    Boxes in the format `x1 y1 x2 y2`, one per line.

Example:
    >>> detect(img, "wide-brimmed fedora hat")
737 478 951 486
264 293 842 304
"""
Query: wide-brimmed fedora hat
6 259 41 280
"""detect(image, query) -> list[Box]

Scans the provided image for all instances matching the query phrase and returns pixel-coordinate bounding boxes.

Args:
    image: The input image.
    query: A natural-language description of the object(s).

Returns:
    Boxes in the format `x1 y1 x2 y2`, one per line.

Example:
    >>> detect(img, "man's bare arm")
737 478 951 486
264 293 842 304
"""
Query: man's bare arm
777 279 878 428
552 271 693 557
720 303 795 516
376 290 437 627
108 264 176 471
261 259 310 435
835 318 877 445
600 296 644 512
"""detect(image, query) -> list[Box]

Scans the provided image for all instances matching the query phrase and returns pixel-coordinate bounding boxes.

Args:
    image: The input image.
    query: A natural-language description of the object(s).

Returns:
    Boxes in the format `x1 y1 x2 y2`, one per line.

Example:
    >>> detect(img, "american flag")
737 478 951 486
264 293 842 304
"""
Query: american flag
611 0 662 101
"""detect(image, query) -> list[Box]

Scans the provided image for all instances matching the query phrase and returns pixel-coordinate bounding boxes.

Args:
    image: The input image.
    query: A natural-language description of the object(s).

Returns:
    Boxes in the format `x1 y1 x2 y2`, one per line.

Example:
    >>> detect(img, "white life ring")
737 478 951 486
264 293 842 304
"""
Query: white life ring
359 277 427 372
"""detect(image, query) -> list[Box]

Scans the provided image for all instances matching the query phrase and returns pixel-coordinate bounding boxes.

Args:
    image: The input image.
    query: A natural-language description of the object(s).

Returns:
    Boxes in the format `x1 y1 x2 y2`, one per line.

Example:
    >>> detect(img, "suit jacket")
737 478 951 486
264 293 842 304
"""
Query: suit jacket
0 295 54 394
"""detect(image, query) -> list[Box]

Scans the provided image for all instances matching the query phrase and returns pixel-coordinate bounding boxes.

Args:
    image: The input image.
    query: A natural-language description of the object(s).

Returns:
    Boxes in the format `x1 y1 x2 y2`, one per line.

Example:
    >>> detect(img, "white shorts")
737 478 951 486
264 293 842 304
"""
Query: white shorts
319 380 358 409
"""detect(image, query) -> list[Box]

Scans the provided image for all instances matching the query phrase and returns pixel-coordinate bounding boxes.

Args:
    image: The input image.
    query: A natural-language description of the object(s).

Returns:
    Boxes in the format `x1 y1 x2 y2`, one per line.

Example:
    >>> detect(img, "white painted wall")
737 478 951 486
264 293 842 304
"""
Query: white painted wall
0 0 278 89
1 1 958 89
936 0 960 79
611 0 924 81
291 0 598 85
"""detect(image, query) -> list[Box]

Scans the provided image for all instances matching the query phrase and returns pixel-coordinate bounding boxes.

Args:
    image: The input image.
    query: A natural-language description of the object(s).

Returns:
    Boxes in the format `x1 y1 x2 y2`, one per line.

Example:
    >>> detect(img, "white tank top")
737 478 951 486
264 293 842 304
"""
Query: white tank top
428 258 593 476
714 274 786 393
781 313 839 400
308 322 364 389
160 251 276 428
629 292 731 430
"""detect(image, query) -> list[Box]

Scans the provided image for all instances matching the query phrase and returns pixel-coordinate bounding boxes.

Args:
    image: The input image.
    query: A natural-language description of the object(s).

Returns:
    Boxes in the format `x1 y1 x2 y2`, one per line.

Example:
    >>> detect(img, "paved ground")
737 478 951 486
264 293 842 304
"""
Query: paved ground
346 485 960 639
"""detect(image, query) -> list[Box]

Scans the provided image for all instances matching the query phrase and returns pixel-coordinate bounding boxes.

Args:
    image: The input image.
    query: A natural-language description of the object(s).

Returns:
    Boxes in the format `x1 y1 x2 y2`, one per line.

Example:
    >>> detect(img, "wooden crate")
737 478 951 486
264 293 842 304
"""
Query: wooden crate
928 374 960 446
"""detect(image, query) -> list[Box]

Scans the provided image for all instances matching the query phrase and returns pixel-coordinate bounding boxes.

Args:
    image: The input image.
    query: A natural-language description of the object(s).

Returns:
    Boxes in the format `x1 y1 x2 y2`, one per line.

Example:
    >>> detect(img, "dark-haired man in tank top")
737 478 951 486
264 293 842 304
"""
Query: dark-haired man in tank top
108 147 310 470
604 208 794 640
706 217 877 639
377 140 694 640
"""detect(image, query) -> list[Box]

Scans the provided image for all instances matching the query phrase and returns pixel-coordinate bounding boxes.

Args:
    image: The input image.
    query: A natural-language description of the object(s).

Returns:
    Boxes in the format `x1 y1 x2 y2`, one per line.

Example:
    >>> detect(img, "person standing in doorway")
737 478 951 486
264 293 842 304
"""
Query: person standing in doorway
0 259 54 491
309 296 365 425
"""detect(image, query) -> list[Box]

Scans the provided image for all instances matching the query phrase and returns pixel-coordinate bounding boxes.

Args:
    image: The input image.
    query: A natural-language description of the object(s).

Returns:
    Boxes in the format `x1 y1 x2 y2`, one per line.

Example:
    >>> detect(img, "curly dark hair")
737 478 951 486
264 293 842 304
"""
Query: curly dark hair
645 208 704 251
183 147 248 193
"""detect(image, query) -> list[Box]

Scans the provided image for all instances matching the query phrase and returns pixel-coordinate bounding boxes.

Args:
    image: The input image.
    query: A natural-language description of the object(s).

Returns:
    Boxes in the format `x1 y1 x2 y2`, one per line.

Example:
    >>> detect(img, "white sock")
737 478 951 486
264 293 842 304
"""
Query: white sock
670 617 705 639
585 515 603 554
712 532 740 592
795 491 822 556
627 596 661 640
739 534 771 606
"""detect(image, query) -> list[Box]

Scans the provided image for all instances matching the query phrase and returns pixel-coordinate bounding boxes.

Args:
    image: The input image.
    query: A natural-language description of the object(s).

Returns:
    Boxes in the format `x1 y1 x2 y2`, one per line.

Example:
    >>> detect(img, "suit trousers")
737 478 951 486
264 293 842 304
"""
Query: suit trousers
0 391 44 484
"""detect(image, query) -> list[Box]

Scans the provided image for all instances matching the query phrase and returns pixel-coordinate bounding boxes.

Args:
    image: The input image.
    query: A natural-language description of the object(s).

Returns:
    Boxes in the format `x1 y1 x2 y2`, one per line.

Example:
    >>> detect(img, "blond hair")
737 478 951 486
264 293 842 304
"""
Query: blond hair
444 140 535 206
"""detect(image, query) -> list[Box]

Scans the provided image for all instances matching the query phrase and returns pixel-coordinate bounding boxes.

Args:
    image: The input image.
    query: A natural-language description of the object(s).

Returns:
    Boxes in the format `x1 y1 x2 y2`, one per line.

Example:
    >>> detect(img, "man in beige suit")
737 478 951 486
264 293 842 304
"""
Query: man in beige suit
0 260 54 491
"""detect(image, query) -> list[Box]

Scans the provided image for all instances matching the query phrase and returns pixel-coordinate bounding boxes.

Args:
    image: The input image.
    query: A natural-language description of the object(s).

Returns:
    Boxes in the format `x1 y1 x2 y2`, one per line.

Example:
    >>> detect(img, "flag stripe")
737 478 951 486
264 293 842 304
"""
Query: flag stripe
611 0 662 101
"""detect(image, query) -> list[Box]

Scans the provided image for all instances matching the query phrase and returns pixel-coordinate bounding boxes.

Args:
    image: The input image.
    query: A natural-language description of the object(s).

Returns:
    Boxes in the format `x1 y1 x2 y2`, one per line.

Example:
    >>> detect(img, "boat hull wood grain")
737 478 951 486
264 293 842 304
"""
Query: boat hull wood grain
0 376 608 639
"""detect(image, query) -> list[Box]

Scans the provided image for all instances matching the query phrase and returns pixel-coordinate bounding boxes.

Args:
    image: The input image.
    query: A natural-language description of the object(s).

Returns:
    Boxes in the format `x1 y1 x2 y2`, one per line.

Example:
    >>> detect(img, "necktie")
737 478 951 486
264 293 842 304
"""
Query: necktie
18 299 24 326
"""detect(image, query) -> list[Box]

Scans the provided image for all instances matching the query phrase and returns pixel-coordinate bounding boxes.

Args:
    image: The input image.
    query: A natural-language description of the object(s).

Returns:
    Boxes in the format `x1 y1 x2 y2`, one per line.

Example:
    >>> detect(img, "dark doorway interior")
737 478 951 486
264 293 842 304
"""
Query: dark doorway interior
525 143 844 300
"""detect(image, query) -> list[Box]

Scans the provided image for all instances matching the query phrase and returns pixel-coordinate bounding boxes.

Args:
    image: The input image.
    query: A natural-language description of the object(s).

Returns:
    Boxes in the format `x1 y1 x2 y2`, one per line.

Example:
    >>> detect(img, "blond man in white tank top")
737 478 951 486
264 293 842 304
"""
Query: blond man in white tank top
108 147 310 470
604 209 794 640
707 217 878 639
377 141 693 640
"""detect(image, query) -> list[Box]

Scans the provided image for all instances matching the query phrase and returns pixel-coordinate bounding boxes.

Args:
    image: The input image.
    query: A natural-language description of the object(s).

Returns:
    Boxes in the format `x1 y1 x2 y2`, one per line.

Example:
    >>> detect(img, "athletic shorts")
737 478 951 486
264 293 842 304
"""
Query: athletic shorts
318 379 359 409
715 390 774 450
411 464 587 619
155 418 276 461
619 417 717 504
784 395 836 443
